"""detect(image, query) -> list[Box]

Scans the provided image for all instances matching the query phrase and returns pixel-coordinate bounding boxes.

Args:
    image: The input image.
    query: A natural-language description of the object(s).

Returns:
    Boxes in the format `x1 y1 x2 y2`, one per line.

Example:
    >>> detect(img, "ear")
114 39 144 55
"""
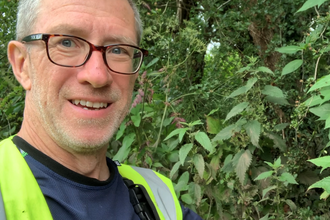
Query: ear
7 41 31 90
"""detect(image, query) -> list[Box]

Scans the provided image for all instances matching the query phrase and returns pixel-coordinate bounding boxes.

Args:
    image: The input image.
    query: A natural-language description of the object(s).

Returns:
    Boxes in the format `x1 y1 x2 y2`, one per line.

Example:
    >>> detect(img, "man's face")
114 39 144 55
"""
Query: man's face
25 0 138 153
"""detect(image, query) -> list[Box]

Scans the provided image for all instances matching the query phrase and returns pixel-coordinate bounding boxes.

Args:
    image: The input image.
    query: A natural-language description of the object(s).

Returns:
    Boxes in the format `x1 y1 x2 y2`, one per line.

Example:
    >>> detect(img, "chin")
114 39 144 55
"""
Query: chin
52 129 114 155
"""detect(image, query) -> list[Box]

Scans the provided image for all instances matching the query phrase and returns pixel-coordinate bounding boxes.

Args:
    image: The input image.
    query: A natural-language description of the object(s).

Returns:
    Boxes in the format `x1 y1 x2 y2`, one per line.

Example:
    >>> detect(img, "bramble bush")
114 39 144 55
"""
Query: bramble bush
3 0 330 219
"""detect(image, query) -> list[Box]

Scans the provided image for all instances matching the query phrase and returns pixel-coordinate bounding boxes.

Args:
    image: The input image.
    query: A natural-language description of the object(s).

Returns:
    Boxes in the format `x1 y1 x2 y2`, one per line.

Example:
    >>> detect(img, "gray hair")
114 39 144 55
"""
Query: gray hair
16 0 143 44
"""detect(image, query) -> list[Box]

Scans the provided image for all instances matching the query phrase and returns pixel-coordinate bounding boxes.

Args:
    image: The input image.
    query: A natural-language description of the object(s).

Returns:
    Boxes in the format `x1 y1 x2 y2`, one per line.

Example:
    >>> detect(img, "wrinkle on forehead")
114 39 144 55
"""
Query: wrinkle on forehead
49 24 137 45
35 0 137 44
48 2 132 23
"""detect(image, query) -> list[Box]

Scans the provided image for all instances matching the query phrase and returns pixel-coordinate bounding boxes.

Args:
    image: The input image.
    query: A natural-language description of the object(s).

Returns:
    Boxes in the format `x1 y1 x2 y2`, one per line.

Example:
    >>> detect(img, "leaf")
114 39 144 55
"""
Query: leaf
181 193 193 205
325 115 330 129
274 123 290 131
320 191 330 200
296 0 328 13
191 183 202 206
309 75 330 92
281 59 303 76
274 157 282 169
227 86 247 99
260 213 270 220
178 129 187 143
310 104 330 120
164 128 189 141
304 95 323 107
235 150 252 185
237 66 251 73
210 152 221 173
262 85 285 98
244 120 261 148
212 124 236 141
206 116 221 134
190 120 204 126
221 154 234 173
235 117 248 128
305 87 330 107
225 102 249 122
265 96 290 105
245 77 258 91
257 66 274 74
174 171 189 194
285 199 297 212
178 171 189 185
195 131 214 153
262 185 277 198
170 161 181 179
275 46 302 54
131 114 141 127
308 156 330 173
207 108 219 116
266 132 287 152
227 78 258 98
254 170 274 181
179 143 194 165
320 45 330 54
116 122 126 140
308 176 330 194
113 133 136 162
146 57 160 68
193 154 205 179
279 172 298 185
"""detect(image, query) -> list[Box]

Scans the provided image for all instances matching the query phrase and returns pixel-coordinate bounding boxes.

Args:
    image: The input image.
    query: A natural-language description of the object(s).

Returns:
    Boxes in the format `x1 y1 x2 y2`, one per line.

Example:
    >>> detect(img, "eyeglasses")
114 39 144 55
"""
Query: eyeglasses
22 34 149 75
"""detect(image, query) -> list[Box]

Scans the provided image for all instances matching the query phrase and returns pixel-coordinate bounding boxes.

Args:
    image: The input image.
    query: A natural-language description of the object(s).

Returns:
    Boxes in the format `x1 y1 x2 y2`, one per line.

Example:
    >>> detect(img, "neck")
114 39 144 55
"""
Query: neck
18 119 110 181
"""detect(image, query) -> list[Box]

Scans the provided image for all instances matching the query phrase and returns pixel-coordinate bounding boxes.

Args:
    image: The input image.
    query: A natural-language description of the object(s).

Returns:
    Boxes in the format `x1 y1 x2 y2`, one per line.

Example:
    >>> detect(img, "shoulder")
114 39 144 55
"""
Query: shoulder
117 163 203 220
181 204 204 220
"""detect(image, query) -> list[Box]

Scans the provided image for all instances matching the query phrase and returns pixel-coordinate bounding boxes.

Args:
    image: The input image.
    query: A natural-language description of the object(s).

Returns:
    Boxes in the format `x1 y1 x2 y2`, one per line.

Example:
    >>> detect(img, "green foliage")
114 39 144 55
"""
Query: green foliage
0 0 23 139
4 0 330 219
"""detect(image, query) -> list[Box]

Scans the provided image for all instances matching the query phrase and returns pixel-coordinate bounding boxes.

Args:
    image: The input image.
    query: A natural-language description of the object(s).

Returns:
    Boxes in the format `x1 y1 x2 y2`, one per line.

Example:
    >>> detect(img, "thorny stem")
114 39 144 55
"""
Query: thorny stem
314 55 322 81
153 86 169 148
162 1 169 15
320 22 328 39
301 51 304 93
314 6 320 18
217 0 231 10
206 198 213 220
170 92 197 103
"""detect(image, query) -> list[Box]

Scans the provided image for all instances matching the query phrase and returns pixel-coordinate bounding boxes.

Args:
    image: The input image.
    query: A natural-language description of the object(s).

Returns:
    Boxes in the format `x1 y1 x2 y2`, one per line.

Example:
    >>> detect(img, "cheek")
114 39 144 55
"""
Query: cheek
113 75 137 94
30 64 71 104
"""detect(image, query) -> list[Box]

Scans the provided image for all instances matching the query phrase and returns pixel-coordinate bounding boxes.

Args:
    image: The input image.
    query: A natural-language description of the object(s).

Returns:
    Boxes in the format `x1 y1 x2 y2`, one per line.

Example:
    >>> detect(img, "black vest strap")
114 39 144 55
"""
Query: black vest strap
123 178 161 220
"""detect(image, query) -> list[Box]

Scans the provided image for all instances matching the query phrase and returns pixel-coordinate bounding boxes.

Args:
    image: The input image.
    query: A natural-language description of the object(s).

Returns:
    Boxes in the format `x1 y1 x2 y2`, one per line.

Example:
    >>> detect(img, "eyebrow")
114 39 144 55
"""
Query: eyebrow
48 24 137 46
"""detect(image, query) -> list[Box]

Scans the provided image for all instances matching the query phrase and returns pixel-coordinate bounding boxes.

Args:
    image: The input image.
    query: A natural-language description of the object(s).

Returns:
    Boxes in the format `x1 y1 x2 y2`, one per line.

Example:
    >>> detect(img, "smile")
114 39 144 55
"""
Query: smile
71 99 109 110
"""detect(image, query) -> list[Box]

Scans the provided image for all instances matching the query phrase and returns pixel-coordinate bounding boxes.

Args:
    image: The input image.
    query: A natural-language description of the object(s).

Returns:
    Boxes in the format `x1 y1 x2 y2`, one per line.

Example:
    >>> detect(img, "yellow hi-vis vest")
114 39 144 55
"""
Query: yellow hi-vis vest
0 136 183 220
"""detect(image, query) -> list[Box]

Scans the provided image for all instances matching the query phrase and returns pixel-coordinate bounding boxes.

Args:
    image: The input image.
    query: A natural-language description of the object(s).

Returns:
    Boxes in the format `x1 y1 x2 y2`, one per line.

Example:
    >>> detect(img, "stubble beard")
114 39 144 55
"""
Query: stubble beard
29 61 131 154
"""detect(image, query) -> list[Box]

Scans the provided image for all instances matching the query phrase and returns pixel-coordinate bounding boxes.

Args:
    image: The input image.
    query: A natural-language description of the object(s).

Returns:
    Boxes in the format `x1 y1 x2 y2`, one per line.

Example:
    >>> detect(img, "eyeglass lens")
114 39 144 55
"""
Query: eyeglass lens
47 36 143 74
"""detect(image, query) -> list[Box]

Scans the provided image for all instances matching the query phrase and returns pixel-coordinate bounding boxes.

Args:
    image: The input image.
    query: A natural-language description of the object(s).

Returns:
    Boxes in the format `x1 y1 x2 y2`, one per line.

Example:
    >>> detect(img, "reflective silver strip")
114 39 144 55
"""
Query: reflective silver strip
0 189 7 220
131 166 177 220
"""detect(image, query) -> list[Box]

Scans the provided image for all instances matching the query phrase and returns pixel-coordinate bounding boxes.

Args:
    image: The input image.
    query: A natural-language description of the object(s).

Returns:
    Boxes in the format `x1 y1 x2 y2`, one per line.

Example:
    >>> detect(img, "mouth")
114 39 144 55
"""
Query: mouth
71 99 109 111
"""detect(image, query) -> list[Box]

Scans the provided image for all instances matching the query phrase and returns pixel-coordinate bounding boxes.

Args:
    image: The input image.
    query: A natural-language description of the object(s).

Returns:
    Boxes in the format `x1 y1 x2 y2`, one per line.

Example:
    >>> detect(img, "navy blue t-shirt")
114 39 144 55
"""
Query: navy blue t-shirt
13 136 202 220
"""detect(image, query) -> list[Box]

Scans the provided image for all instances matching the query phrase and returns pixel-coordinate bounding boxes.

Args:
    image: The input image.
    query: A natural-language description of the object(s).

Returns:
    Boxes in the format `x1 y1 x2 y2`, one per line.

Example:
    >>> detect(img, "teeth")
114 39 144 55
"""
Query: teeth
93 102 100 108
86 101 93 107
71 99 108 109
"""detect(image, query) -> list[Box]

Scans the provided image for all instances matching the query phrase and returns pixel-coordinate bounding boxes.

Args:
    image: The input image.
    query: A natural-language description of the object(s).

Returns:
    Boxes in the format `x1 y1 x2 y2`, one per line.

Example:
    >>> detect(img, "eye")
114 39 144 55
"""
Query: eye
61 39 74 47
111 47 122 54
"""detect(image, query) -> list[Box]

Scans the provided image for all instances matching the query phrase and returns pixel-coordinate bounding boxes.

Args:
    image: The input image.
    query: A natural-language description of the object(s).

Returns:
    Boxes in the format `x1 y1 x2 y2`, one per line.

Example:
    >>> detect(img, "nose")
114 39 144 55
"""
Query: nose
76 49 112 88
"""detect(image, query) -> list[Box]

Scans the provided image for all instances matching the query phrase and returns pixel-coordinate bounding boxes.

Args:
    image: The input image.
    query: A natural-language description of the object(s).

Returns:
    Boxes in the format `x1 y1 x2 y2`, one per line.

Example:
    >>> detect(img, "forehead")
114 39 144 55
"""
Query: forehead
33 0 137 44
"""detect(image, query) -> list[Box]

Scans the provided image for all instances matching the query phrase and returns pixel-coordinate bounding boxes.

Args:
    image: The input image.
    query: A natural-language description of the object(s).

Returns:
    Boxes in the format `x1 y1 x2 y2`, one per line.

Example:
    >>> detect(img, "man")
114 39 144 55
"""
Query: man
0 0 202 219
